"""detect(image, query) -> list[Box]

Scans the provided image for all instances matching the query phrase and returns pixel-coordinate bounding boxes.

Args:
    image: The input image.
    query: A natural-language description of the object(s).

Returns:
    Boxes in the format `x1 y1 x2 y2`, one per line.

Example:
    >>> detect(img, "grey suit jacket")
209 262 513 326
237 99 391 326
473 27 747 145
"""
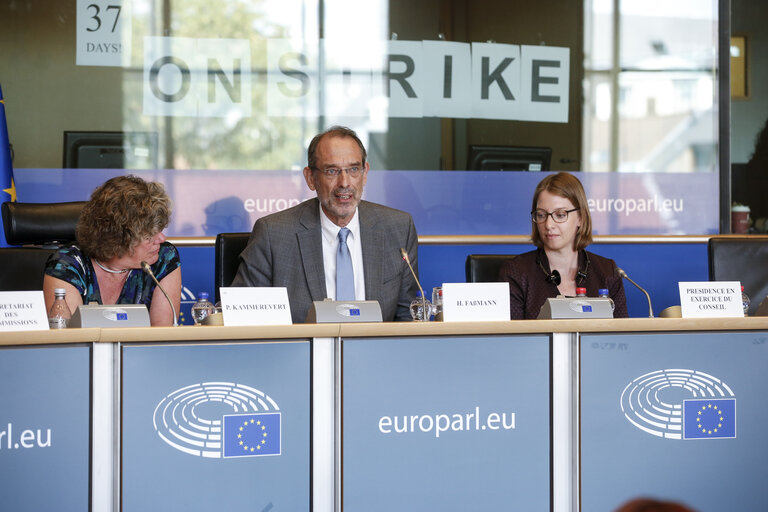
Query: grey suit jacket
231 198 420 323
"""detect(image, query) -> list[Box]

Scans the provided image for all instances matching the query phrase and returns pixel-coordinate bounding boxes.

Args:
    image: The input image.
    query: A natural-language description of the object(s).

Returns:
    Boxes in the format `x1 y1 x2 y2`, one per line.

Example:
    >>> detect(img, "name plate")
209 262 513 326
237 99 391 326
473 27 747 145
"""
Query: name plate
441 282 510 322
70 304 150 328
537 297 615 319
305 300 383 323
678 281 743 318
0 291 49 331
220 287 292 326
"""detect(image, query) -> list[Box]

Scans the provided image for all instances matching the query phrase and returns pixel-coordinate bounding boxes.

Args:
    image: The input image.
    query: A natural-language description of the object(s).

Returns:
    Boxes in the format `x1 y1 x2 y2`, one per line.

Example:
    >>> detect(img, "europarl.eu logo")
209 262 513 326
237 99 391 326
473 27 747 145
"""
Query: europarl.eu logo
620 369 736 440
154 382 282 458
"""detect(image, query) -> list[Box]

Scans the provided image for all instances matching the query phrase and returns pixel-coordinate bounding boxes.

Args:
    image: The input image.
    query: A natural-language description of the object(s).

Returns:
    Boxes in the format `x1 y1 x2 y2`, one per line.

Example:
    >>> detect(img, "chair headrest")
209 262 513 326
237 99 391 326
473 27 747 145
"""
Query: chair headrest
2 201 86 247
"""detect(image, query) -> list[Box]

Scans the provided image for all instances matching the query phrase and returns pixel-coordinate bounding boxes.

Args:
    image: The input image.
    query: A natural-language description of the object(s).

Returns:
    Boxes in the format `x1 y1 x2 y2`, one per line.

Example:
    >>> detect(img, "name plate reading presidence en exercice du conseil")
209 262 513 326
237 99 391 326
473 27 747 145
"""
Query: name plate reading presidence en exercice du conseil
678 281 744 318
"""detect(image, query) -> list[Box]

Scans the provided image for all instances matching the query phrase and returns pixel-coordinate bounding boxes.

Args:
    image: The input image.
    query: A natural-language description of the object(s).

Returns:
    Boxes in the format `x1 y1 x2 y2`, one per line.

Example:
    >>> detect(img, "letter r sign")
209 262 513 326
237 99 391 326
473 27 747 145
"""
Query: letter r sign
143 36 251 118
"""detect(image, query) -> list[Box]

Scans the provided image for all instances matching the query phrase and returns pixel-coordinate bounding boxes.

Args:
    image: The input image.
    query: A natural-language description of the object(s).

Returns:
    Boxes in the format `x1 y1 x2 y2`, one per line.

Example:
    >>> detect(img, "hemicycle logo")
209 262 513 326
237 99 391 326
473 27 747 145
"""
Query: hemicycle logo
153 382 281 458
620 369 736 440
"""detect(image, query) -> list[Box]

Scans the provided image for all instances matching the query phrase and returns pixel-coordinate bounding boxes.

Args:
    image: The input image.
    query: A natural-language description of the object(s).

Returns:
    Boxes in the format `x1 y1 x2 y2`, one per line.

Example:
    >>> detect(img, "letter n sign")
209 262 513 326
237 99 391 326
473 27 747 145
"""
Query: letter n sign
143 36 251 118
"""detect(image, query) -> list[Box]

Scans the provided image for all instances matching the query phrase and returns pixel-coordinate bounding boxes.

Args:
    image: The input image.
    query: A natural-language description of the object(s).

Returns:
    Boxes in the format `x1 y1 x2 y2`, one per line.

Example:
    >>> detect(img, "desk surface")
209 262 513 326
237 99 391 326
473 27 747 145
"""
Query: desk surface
2 317 768 346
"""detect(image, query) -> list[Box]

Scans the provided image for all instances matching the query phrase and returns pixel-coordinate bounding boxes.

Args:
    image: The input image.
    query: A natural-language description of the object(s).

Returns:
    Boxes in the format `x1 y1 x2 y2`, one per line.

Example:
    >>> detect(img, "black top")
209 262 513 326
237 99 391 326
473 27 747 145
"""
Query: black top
498 248 628 319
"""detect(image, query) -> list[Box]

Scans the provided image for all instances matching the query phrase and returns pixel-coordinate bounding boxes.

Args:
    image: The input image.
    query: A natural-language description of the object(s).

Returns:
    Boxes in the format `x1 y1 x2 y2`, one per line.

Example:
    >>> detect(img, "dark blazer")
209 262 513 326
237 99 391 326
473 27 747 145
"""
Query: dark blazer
231 198 419 323
499 248 628 319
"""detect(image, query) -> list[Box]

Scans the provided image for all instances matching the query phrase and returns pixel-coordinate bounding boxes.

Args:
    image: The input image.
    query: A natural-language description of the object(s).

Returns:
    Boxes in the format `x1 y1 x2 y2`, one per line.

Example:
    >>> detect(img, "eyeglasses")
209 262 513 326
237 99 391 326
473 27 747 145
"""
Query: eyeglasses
313 166 363 178
531 208 579 224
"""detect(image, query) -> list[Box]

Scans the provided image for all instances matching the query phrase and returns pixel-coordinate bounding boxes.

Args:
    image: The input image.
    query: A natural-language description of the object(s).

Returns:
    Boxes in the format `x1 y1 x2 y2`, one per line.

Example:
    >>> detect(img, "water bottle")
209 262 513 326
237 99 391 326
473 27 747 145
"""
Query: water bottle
742 285 750 317
48 288 71 329
409 290 432 321
431 286 443 321
598 288 615 313
576 287 587 297
191 292 215 325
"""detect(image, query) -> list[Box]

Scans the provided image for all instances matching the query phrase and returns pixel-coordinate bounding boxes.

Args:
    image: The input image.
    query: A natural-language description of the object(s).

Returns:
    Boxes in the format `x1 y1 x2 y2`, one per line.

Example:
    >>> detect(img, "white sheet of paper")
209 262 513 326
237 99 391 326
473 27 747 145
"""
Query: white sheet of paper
219 287 292 326
678 281 744 318
441 282 510 322
0 291 50 331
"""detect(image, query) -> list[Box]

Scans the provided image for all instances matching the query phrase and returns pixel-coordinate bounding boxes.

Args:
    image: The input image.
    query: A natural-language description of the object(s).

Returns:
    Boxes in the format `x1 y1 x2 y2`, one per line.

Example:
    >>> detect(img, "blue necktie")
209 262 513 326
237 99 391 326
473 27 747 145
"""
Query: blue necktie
336 227 355 301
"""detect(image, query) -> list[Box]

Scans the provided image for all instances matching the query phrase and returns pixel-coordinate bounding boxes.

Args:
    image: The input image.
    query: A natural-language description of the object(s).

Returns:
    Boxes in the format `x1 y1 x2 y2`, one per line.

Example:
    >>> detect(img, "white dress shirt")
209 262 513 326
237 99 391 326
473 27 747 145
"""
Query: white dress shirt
320 206 365 300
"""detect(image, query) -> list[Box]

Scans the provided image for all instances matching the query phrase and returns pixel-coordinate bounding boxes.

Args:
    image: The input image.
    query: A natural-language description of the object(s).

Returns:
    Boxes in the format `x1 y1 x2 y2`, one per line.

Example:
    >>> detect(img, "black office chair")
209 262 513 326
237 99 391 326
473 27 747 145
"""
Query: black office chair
465 254 516 283
708 236 768 316
0 201 85 291
214 232 250 303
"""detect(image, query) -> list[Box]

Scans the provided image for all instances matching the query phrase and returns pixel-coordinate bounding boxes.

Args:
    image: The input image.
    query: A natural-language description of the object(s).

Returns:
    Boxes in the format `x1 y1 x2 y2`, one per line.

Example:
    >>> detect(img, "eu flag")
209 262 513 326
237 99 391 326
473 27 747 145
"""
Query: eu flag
683 398 736 439
222 412 281 458
0 83 16 247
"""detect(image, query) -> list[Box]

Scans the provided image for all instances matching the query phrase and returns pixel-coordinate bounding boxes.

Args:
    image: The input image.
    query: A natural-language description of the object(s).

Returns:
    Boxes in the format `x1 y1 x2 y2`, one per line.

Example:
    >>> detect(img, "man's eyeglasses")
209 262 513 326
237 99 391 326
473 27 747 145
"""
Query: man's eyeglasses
313 166 363 178
531 208 579 224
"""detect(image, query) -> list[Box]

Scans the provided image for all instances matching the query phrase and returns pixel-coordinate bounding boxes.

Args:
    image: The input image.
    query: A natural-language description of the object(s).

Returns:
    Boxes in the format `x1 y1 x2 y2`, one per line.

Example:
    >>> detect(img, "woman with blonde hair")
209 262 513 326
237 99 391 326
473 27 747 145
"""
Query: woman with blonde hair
43 175 181 326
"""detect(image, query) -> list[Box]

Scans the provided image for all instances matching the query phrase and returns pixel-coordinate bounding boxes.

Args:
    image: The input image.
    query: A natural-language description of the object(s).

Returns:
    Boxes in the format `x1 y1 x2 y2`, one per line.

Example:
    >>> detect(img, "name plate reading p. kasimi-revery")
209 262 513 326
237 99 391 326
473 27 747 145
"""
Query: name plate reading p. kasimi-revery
441 282 510 322
678 281 744 318
219 287 292 326
0 291 49 331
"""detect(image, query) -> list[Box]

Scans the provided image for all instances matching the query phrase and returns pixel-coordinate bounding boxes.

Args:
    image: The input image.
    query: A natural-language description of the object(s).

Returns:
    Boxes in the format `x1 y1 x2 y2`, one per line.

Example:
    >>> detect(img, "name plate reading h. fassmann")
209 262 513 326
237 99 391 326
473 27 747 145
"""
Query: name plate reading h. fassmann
441 282 510 322
678 281 744 318
0 291 49 331
220 287 292 326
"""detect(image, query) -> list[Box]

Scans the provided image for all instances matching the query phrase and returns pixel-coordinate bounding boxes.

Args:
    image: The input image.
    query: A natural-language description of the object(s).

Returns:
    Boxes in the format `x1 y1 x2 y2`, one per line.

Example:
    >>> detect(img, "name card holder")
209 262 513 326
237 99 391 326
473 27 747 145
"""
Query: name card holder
678 281 743 318
219 287 292 326
441 283 510 322
0 291 49 331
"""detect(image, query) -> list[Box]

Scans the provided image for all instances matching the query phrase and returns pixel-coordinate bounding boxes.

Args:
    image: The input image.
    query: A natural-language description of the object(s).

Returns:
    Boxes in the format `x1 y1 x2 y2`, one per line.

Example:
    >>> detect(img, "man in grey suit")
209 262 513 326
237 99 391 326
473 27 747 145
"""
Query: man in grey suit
231 126 419 323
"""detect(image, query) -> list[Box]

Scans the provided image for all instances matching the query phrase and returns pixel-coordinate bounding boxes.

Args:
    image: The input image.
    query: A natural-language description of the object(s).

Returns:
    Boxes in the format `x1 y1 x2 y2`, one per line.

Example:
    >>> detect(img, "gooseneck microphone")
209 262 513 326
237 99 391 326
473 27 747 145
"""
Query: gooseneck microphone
141 261 179 326
617 267 654 318
400 248 427 319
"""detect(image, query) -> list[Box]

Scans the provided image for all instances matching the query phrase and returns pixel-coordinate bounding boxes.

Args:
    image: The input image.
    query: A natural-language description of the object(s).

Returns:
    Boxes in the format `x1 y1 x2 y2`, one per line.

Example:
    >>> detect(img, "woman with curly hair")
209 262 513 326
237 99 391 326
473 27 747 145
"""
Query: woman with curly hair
43 175 181 326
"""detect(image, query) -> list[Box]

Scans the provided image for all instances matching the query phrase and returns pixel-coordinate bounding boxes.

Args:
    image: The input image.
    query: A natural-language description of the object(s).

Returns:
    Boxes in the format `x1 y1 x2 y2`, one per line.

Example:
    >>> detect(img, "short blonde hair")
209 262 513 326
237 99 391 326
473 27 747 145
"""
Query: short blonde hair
76 175 171 261
530 172 592 251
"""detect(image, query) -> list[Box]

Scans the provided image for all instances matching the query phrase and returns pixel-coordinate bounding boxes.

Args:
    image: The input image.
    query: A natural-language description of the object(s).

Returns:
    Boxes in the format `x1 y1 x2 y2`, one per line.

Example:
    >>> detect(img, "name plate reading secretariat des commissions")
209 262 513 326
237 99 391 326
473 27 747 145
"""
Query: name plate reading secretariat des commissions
678 281 744 318
219 287 292 326
0 291 49 331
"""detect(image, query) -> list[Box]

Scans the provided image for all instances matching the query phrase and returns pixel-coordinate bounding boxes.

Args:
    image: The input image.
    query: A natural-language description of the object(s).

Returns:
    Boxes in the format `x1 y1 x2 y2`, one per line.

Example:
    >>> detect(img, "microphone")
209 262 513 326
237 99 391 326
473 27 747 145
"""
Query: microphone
141 261 179 326
617 267 654 318
546 269 561 286
400 248 428 320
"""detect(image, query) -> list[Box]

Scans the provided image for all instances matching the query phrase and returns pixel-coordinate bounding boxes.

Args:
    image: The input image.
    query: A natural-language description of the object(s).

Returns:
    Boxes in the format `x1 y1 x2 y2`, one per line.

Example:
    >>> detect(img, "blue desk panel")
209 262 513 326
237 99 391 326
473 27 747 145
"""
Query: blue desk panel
343 334 551 511
581 332 768 511
121 340 310 511
0 345 90 512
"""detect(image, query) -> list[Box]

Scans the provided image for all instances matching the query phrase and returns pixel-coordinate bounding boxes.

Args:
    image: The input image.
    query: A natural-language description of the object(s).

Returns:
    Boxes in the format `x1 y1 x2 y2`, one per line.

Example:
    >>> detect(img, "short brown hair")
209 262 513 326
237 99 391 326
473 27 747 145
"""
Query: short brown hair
76 175 171 261
530 172 593 251
307 125 367 170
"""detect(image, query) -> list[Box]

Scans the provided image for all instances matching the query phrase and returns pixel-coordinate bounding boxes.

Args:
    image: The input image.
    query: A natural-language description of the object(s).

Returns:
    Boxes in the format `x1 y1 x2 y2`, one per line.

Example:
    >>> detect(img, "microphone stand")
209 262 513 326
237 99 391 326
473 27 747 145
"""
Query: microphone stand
141 261 179 326
400 248 428 320
617 268 654 318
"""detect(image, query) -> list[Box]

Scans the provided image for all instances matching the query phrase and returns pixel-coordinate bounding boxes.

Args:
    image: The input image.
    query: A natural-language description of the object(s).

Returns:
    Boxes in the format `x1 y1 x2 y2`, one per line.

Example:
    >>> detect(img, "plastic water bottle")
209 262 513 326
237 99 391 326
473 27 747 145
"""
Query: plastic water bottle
431 286 443 321
48 288 71 329
598 288 615 312
191 292 215 325
742 285 750 317
410 290 432 321
576 287 587 297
